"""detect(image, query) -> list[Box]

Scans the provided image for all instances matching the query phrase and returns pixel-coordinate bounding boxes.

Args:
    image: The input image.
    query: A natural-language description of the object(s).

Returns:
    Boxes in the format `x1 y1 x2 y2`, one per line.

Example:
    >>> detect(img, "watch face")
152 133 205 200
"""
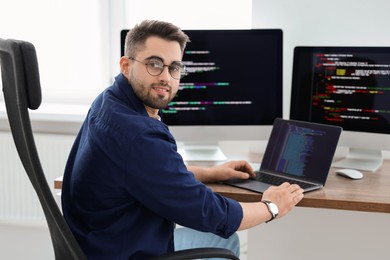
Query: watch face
269 202 279 215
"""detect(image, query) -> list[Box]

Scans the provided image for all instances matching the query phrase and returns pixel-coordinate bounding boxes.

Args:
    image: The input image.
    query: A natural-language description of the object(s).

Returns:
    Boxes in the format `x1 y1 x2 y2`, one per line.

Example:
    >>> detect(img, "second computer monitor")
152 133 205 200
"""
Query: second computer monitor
290 46 390 171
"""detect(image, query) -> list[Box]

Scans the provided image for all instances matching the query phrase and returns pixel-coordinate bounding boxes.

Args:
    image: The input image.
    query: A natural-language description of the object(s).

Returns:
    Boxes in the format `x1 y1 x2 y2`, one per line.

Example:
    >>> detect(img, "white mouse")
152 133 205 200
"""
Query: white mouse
335 168 363 180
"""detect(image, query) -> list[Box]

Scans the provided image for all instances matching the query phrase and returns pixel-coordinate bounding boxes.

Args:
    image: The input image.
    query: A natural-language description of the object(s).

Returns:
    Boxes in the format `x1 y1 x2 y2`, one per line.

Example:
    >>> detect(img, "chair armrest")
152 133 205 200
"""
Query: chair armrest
150 247 239 260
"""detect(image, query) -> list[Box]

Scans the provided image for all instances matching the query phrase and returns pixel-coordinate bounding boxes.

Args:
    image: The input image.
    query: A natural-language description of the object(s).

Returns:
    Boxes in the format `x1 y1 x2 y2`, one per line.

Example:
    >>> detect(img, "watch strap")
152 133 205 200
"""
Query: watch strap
261 200 278 223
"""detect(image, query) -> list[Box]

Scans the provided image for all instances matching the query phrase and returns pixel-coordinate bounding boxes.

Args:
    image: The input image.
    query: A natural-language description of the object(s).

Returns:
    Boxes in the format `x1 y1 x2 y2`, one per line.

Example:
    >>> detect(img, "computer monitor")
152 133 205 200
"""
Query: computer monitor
290 46 390 171
121 29 283 161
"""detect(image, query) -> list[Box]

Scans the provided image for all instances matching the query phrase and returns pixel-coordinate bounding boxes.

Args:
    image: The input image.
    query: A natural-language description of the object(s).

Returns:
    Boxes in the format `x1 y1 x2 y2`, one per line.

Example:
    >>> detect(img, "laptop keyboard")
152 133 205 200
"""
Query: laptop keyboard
255 172 315 189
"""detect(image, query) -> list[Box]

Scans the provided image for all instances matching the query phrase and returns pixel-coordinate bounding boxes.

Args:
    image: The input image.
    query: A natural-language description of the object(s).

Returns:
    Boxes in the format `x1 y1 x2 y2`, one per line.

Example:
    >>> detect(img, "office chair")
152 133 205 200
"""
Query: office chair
0 38 240 260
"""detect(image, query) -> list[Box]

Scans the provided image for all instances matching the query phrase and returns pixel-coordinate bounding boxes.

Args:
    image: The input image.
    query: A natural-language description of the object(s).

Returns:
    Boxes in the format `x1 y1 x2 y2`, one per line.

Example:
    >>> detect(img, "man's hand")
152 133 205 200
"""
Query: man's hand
238 182 304 230
188 160 256 183
261 182 304 219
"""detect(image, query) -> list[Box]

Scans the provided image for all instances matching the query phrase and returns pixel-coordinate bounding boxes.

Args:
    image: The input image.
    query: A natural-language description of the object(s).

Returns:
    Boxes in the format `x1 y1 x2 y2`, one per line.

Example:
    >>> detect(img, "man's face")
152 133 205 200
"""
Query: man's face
121 36 182 110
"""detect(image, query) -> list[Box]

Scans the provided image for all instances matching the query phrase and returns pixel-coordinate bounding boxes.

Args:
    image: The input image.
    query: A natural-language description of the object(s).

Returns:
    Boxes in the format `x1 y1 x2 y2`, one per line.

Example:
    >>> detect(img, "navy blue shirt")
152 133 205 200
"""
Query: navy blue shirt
61 73 243 259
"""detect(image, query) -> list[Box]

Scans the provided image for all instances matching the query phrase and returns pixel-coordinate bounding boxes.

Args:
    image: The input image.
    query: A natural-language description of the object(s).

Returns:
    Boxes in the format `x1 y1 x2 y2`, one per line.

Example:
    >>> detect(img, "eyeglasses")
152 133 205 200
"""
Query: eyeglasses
129 57 185 80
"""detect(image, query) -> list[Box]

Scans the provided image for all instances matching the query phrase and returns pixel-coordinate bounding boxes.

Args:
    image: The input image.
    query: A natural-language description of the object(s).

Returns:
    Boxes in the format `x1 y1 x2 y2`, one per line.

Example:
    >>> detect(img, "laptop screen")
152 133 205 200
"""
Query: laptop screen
261 118 342 184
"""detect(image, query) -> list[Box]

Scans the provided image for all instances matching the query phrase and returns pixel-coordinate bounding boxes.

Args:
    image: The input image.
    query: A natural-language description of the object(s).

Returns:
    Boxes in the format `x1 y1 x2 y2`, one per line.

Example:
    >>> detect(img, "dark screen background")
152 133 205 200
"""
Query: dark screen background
121 29 283 126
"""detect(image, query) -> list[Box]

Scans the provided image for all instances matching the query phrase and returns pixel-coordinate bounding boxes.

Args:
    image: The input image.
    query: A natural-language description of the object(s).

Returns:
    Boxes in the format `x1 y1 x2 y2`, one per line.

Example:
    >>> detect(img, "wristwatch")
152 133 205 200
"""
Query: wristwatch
261 200 279 223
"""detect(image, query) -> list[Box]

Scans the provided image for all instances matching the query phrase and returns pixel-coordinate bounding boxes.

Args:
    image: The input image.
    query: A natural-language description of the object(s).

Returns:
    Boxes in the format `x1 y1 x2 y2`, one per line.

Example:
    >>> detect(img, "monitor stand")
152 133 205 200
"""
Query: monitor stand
177 142 227 162
332 148 383 172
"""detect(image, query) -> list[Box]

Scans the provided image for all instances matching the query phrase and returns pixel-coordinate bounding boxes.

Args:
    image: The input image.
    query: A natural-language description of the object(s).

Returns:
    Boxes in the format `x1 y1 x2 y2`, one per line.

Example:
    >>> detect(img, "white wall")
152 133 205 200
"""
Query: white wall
252 0 390 118
0 224 53 259
248 207 390 260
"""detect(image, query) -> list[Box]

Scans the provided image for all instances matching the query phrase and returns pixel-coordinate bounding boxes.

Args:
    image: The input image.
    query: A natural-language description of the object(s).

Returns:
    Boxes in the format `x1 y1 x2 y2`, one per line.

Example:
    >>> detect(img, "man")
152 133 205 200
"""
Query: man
62 20 304 259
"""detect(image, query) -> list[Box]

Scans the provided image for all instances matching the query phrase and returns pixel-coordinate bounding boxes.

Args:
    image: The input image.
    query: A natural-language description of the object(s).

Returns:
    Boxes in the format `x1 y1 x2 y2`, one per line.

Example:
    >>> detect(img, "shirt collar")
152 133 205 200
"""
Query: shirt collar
113 73 149 117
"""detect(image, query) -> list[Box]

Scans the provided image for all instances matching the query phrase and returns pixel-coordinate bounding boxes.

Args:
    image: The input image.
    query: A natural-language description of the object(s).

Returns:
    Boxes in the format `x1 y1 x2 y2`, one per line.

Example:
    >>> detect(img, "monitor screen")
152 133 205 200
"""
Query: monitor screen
121 29 283 161
290 46 390 171
162 29 282 126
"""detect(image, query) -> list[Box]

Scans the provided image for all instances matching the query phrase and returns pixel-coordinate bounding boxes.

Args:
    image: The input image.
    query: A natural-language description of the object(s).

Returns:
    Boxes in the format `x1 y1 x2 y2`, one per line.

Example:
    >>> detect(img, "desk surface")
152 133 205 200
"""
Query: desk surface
54 142 390 213
54 145 390 214
208 160 390 214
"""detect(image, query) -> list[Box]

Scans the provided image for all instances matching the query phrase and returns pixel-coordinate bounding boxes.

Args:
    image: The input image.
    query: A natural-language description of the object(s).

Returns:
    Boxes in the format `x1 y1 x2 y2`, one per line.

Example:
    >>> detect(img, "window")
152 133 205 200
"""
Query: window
0 0 108 105
1 0 251 107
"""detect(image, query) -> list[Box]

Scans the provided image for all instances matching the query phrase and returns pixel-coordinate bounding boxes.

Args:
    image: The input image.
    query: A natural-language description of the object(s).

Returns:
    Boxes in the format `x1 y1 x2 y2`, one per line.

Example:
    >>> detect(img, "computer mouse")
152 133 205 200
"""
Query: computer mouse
335 168 363 180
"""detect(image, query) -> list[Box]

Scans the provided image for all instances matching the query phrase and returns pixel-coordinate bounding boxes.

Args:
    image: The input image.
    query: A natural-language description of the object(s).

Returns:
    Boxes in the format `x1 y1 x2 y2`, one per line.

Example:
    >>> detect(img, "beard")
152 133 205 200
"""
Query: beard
128 70 177 109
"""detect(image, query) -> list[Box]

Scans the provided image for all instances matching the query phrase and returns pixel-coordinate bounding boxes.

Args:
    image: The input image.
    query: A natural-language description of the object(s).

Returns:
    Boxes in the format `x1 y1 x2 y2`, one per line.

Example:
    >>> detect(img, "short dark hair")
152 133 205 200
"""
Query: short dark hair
124 20 190 58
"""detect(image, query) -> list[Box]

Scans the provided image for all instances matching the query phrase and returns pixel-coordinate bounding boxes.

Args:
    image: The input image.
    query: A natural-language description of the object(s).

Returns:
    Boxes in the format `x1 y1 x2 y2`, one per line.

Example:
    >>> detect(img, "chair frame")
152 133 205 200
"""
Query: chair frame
1 39 87 260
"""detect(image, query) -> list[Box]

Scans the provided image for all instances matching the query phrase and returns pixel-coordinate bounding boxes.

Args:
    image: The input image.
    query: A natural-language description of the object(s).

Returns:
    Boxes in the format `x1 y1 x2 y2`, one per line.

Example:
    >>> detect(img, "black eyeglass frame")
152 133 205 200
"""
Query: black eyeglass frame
129 57 186 80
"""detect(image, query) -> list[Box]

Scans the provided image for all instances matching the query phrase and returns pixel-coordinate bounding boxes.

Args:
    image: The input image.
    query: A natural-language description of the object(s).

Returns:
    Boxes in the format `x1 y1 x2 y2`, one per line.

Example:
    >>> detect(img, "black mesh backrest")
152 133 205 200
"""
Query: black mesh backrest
0 38 86 260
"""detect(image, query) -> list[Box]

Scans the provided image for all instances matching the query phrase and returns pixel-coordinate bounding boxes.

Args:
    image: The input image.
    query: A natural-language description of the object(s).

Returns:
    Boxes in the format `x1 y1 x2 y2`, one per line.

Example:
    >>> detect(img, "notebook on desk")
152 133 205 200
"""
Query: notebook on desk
225 118 342 193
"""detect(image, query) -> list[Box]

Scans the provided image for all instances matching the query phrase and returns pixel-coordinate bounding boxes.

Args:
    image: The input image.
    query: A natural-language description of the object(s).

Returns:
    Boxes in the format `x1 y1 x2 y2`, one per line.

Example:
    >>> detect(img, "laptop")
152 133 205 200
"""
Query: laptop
225 118 342 193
